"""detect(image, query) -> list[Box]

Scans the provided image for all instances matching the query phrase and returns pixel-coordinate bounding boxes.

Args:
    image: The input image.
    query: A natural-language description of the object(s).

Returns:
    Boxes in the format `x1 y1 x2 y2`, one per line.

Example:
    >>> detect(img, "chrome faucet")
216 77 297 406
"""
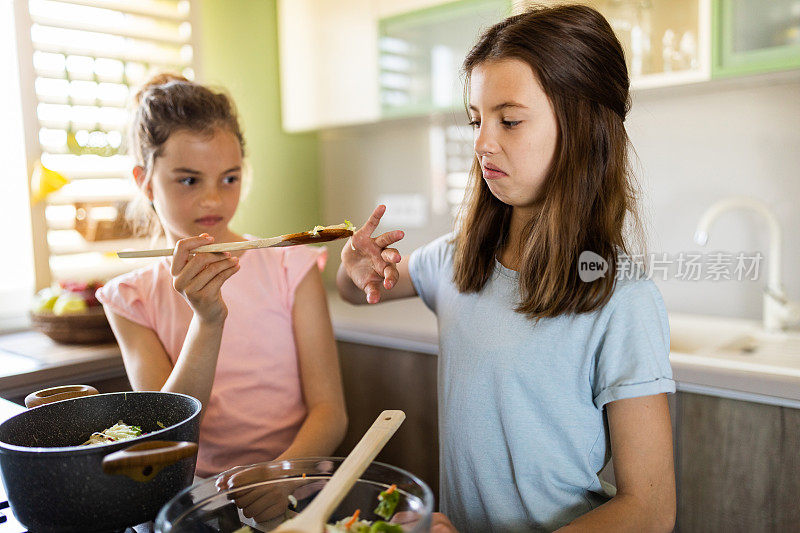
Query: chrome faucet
694 196 799 332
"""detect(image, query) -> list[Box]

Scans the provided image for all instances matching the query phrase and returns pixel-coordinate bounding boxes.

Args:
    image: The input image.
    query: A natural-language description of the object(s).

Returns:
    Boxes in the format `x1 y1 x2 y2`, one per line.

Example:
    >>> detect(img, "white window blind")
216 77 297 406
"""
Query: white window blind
1 0 35 326
430 122 474 218
15 0 196 286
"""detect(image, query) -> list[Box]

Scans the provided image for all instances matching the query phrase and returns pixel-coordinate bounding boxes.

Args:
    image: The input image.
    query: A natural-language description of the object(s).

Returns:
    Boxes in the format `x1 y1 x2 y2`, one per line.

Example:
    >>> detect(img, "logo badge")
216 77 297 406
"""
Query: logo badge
578 251 608 282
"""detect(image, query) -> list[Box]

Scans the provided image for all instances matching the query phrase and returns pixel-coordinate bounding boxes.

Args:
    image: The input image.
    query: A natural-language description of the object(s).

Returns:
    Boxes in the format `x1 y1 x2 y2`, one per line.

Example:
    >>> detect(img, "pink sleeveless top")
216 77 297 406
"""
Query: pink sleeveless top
96 242 327 476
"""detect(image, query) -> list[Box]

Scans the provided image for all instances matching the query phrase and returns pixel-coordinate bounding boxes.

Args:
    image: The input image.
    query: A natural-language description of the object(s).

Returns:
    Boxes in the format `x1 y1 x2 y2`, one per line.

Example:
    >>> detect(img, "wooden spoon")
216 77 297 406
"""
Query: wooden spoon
273 410 405 532
116 228 353 258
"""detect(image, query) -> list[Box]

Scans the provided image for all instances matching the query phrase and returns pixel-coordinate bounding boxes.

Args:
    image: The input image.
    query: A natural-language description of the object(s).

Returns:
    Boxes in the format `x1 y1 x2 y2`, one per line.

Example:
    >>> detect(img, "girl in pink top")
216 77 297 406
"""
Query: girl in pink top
96 74 347 482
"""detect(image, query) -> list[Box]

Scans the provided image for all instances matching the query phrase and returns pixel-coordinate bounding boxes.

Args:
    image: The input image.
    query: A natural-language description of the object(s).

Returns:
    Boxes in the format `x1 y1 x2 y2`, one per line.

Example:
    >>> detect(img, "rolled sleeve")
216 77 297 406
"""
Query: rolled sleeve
592 279 675 410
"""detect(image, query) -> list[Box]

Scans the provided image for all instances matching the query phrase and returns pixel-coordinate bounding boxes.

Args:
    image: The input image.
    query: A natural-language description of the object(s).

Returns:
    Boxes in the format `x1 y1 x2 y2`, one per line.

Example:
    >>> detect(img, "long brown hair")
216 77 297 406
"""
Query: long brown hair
127 73 246 237
453 4 643 319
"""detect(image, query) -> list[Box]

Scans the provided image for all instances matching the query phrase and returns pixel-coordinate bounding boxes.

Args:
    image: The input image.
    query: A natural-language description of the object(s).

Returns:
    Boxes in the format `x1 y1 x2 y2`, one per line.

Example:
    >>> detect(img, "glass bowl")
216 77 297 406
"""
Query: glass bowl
155 457 434 532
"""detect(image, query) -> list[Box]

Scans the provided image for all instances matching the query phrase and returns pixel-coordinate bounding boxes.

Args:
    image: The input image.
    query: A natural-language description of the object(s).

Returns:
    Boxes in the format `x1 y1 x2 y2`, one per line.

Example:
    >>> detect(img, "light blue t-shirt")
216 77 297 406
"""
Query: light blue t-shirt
408 234 675 533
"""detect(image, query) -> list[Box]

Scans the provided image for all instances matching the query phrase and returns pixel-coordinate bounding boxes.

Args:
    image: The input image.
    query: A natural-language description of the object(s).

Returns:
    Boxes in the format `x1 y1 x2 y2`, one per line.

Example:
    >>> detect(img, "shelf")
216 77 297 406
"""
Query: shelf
633 66 800 100
631 68 710 90
47 230 164 256
50 251 161 282
45 179 136 208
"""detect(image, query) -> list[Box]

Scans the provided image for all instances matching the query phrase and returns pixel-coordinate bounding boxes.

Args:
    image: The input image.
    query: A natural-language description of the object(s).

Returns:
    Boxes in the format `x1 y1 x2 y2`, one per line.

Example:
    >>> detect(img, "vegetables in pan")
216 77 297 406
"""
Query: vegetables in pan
81 421 143 446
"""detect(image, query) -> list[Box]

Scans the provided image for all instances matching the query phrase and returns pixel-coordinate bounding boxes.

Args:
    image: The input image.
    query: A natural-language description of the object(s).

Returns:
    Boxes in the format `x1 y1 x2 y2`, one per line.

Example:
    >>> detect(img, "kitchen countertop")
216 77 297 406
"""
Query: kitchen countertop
0 332 126 399
327 291 438 354
330 293 800 408
0 292 436 399
2 292 799 408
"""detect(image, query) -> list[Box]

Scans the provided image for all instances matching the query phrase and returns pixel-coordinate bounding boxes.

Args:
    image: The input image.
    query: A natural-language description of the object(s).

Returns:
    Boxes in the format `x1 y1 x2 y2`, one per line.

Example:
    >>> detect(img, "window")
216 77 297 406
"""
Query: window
13 0 198 291
429 121 473 219
0 0 35 325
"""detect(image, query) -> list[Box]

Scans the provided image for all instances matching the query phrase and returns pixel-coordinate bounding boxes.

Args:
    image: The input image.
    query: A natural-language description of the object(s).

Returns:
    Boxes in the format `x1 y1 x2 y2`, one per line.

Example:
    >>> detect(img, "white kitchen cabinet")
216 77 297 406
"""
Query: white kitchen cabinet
375 0 458 18
378 0 509 117
510 0 713 90
277 0 715 131
277 0 380 132
587 0 712 90
278 0 479 132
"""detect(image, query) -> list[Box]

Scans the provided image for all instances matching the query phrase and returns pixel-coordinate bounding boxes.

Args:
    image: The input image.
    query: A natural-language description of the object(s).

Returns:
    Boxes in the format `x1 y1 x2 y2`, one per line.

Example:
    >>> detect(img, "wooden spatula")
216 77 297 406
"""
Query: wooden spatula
116 228 353 258
273 410 406 533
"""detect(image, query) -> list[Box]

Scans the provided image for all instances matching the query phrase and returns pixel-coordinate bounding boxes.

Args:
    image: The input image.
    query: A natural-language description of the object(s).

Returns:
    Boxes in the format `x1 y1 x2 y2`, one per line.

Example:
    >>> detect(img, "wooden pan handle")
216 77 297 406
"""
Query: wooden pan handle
102 440 198 482
25 385 99 408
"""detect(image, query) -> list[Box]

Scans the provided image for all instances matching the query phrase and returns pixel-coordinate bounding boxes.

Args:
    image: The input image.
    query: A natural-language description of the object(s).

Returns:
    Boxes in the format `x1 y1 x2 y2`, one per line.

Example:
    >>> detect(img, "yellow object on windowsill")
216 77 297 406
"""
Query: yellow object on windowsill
30 162 69 203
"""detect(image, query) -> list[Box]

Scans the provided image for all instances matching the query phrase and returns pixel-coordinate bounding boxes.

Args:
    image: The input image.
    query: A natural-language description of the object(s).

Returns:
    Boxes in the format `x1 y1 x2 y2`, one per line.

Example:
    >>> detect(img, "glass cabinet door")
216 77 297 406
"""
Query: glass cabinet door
581 0 711 89
714 0 800 76
378 0 510 118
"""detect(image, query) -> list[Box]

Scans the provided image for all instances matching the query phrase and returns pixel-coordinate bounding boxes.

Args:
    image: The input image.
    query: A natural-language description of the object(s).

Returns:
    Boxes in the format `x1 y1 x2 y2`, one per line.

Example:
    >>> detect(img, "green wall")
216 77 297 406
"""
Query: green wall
198 0 320 237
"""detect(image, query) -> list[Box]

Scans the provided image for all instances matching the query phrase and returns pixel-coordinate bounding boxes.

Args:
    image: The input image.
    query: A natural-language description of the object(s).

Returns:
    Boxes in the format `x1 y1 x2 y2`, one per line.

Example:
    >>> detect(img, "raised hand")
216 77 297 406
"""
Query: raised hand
340 205 405 304
170 233 240 323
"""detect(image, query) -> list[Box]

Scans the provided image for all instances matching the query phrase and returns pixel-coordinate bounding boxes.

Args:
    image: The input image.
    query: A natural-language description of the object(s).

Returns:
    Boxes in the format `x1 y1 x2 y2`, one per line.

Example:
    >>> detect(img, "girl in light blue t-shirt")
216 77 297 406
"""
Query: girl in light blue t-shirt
337 5 676 532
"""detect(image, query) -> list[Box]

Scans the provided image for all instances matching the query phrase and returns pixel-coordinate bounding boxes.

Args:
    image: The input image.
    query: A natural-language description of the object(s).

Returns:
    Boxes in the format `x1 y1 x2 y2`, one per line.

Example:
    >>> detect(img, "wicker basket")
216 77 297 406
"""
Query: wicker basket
30 306 116 345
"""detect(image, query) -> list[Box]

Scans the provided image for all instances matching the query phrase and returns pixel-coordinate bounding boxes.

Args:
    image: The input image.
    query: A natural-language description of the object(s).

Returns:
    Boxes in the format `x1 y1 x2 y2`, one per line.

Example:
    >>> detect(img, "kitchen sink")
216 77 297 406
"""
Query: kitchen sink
669 313 800 377
669 313 758 355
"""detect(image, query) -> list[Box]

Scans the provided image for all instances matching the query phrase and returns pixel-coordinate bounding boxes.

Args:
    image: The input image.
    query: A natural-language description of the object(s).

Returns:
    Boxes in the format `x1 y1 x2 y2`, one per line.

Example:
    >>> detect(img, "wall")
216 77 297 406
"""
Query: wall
630 77 800 319
320 77 800 320
197 1 320 239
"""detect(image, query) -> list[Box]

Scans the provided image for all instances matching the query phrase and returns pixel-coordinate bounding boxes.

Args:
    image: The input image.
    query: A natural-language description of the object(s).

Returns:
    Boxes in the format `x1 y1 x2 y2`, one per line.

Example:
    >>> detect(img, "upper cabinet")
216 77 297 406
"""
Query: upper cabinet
378 0 509 118
713 0 800 77
577 0 712 89
277 0 380 132
277 0 800 132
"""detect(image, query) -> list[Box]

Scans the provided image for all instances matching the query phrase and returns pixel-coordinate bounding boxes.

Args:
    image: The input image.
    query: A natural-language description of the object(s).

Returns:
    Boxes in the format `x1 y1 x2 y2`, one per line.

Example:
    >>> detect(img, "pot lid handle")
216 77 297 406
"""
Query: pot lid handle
25 385 99 408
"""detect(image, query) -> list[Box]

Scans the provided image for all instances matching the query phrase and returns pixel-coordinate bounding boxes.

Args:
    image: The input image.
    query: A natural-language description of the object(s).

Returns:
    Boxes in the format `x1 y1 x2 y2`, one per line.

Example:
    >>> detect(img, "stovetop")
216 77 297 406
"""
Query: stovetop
0 497 26 533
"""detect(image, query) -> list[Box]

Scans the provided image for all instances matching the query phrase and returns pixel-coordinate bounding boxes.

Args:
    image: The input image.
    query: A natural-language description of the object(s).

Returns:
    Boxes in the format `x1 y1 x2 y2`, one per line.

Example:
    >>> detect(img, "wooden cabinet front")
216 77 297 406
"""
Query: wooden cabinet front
676 392 800 532
334 340 440 503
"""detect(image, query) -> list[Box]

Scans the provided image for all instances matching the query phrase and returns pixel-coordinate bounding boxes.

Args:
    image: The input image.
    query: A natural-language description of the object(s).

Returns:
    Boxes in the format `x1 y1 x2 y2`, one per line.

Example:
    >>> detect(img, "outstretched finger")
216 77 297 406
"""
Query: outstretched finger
351 208 383 255
374 229 404 249
360 204 387 237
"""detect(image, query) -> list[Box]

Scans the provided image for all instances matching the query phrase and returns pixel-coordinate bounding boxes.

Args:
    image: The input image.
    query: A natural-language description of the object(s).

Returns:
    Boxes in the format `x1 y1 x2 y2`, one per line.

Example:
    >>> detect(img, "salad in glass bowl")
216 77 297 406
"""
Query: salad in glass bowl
155 457 434 533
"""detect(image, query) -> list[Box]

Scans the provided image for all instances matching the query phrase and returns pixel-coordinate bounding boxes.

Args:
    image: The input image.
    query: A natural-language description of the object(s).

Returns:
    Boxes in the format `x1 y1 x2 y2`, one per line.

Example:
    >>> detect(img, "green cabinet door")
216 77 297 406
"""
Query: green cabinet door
713 0 800 77
378 0 512 119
